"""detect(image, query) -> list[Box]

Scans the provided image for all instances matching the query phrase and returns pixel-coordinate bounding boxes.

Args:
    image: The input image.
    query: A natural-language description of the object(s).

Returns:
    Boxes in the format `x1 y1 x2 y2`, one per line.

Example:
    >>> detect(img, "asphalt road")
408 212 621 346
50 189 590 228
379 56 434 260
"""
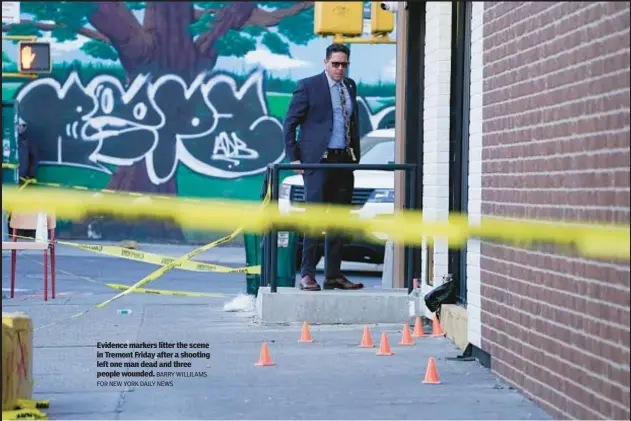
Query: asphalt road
1 245 551 420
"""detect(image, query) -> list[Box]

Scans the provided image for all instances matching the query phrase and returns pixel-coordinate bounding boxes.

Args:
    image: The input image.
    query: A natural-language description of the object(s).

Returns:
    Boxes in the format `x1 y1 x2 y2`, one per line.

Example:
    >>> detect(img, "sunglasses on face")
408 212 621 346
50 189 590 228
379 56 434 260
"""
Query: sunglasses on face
330 61 349 69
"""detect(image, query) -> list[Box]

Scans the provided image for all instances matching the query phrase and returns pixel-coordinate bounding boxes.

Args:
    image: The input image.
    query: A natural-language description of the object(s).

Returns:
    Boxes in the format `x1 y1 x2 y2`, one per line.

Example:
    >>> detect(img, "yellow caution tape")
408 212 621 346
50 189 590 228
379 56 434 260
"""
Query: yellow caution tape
22 254 226 300
14 401 48 410
1 408 47 420
32 227 245 331
4 179 35 218
30 182 273 331
56 241 261 274
92 217 249 309
8 232 260 275
32 227 243 331
105 283 227 298
13 177 259 274
19 177 204 203
3 186 629 260
1 399 49 421
16 179 34 192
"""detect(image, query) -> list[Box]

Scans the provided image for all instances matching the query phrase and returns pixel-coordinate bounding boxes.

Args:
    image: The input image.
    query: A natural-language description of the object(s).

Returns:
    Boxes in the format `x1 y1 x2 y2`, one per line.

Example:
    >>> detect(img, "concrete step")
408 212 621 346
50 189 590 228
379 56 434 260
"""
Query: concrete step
256 286 411 325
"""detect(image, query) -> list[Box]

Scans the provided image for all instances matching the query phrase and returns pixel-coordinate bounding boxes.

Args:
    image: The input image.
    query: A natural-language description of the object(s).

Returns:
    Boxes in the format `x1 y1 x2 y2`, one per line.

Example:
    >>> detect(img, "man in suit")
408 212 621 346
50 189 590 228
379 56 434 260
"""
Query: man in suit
283 43 364 292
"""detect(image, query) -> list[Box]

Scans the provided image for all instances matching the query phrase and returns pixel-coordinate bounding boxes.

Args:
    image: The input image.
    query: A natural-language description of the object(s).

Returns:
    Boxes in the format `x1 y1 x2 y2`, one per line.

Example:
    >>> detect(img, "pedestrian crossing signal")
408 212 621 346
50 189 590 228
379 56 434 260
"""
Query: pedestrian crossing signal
18 42 52 74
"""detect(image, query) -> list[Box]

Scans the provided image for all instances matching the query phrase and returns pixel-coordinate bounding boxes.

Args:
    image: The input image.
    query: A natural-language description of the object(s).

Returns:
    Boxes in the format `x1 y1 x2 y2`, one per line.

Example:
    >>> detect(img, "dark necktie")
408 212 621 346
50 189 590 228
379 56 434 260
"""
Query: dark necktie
337 83 351 147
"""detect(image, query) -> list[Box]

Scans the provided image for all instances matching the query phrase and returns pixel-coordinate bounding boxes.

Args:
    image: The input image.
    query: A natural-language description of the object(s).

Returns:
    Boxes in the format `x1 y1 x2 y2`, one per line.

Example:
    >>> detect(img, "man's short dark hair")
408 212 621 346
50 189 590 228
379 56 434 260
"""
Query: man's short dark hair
326 43 350 60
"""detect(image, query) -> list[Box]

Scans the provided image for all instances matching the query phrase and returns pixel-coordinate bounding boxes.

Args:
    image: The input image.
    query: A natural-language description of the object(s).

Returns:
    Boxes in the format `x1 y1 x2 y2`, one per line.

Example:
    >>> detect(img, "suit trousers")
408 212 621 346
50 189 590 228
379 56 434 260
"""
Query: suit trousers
300 149 354 279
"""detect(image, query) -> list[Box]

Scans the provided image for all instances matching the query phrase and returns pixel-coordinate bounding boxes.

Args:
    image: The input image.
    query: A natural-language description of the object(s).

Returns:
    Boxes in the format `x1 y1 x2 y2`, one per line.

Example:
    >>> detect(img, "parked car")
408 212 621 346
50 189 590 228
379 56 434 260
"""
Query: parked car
278 129 395 265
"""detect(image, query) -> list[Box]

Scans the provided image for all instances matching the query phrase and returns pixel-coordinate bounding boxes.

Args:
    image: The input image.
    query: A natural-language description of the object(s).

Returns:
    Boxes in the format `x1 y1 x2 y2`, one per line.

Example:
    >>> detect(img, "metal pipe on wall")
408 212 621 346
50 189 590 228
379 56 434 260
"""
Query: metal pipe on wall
392 2 408 289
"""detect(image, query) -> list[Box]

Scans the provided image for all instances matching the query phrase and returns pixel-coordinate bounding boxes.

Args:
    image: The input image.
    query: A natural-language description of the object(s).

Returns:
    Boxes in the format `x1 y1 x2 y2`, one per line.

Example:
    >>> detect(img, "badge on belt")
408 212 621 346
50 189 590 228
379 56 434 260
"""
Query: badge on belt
347 147 357 162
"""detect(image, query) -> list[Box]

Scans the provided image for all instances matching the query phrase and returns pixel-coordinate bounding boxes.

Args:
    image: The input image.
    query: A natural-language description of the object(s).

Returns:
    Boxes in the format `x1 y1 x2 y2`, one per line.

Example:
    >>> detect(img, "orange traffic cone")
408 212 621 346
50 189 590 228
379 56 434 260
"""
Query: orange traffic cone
255 342 276 366
376 332 394 356
299 321 313 343
423 357 441 384
412 316 426 338
399 323 414 345
359 325 375 348
431 314 445 337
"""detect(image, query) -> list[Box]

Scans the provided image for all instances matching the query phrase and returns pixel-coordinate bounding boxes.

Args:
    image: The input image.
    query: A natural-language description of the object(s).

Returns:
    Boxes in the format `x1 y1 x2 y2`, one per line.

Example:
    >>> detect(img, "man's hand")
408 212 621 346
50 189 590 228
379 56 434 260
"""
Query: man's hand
20 46 36 70
291 160 303 175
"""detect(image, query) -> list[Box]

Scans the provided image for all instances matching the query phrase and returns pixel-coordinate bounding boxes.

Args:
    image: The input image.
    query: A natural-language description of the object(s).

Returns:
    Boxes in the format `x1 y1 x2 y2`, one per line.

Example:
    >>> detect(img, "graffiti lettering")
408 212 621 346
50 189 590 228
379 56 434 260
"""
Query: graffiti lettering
15 73 111 173
15 70 286 184
178 71 284 179
15 70 395 185
212 131 259 167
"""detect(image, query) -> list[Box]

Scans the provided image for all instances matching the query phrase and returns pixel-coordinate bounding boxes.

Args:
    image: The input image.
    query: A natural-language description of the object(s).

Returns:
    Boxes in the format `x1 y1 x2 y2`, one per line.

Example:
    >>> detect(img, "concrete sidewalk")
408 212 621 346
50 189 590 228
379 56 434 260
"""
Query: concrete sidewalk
1 254 551 420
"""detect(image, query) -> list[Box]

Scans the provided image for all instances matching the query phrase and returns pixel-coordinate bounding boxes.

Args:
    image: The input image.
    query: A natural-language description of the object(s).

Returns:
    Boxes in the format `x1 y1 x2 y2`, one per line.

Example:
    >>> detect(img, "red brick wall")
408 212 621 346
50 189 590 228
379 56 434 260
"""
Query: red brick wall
479 2 630 419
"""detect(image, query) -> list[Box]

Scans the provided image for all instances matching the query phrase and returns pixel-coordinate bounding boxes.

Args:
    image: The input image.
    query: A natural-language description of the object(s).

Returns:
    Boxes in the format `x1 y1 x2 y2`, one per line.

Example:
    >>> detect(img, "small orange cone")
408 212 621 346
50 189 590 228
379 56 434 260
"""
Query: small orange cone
376 332 394 356
255 342 276 366
412 316 426 338
359 325 375 348
299 321 313 343
431 314 445 337
423 357 441 384
399 323 414 345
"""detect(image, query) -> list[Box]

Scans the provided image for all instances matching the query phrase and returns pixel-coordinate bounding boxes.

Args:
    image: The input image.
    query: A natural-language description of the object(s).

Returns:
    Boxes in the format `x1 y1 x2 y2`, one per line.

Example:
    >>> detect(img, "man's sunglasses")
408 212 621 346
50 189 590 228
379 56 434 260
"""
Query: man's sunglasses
331 61 349 69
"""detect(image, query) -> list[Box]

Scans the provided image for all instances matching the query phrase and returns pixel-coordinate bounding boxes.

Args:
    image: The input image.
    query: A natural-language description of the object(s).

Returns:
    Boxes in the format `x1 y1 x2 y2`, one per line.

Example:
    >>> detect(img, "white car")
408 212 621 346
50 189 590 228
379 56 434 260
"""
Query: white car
278 129 395 264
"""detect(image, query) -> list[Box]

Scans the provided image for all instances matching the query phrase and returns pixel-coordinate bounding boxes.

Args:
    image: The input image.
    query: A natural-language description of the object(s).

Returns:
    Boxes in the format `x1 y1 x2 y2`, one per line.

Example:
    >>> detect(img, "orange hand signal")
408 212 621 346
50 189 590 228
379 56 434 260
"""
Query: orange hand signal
20 46 37 70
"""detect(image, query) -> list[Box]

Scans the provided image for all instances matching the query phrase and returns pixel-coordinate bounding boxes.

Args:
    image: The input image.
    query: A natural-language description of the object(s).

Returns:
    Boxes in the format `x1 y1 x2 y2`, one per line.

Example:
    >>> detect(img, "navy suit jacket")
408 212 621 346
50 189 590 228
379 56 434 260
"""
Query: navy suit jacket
283 71 361 164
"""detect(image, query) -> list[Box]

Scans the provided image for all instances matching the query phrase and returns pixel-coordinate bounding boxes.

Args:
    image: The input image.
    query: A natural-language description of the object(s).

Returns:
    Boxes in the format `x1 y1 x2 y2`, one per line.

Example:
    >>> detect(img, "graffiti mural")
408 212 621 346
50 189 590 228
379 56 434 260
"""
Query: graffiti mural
15 70 394 186
16 70 286 184
2 2 397 243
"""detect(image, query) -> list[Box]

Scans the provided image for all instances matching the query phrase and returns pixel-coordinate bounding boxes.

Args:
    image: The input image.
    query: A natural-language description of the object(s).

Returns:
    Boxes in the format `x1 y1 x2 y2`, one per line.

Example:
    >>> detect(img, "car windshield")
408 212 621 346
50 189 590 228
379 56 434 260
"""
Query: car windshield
360 140 395 165
361 136 393 156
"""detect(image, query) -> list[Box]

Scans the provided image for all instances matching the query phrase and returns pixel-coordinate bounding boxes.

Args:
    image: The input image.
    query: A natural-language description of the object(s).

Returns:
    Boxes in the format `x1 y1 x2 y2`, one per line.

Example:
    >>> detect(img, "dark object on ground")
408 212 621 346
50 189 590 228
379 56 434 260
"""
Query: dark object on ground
424 275 457 313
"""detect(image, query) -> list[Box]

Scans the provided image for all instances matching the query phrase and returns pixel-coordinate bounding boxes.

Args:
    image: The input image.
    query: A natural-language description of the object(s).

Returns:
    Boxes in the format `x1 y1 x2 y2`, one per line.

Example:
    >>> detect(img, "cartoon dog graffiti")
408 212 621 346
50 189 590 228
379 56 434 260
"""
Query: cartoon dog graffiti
80 74 162 181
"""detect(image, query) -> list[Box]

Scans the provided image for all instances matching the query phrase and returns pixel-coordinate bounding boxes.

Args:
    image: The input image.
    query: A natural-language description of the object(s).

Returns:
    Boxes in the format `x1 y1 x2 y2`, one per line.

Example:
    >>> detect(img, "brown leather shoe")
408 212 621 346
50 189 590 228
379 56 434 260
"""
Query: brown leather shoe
299 275 321 291
323 276 364 290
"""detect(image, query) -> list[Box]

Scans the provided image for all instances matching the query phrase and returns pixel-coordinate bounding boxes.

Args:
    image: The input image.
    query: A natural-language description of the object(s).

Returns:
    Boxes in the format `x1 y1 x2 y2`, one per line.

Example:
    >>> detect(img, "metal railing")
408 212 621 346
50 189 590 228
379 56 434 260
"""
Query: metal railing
261 162 419 294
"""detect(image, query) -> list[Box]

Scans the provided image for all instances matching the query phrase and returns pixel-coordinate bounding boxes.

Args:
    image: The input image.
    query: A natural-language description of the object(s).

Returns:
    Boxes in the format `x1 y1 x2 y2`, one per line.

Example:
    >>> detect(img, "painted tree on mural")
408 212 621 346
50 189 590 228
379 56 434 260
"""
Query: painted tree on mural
3 1 315 241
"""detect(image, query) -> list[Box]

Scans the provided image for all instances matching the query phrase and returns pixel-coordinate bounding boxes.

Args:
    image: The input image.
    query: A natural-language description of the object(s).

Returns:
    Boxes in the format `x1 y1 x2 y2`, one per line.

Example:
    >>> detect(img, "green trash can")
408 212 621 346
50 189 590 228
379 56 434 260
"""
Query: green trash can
244 232 262 296
276 230 299 288
244 230 299 296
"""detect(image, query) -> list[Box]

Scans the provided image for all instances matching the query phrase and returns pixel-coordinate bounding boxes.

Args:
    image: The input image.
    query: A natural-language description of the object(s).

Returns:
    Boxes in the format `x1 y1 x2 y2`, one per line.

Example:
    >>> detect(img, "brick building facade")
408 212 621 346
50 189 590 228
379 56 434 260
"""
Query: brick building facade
420 2 629 419
476 2 630 419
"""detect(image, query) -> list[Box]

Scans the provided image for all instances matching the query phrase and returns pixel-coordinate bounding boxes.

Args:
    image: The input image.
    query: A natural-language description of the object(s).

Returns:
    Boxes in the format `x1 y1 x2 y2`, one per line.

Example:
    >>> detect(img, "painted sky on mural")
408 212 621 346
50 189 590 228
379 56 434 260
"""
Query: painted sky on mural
2 7 397 83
